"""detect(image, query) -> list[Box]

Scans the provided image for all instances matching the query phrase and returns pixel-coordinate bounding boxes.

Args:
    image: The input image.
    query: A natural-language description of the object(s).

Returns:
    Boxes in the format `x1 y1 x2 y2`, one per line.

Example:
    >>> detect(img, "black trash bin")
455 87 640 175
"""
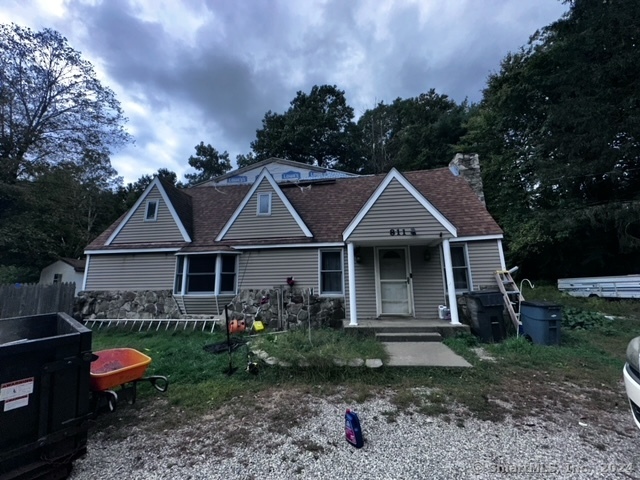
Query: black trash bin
0 312 92 480
520 301 562 345
464 292 506 343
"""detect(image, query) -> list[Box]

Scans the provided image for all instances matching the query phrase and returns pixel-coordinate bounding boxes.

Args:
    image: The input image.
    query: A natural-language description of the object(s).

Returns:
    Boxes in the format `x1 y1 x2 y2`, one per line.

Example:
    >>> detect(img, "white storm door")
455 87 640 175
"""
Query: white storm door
377 247 411 315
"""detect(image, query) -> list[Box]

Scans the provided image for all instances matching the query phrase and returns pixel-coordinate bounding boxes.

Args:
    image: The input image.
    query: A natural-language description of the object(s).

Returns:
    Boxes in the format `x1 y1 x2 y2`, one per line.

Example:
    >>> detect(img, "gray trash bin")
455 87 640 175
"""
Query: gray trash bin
520 301 562 345
464 292 506 343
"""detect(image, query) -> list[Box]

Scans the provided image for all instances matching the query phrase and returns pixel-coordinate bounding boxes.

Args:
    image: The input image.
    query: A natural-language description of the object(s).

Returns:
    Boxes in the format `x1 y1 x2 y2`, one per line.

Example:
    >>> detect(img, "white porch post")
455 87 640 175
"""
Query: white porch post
442 239 461 324
347 242 358 326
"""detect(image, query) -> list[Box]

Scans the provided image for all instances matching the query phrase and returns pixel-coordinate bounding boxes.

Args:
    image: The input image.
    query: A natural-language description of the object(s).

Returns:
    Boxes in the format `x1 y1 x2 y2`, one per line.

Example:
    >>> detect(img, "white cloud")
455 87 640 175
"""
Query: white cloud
0 0 568 183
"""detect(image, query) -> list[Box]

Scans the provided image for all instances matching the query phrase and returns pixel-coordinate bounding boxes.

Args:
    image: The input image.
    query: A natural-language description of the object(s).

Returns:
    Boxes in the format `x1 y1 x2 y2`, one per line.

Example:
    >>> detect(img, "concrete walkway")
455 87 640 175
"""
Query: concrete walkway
383 342 472 367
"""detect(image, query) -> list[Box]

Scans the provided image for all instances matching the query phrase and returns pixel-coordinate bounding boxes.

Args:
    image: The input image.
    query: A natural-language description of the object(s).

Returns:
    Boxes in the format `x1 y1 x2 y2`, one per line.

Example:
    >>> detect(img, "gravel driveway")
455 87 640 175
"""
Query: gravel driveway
69 386 640 480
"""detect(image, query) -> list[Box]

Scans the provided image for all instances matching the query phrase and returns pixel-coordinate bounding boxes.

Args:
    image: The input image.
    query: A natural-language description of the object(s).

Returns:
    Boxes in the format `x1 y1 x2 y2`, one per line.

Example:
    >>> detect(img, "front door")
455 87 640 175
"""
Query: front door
377 247 412 315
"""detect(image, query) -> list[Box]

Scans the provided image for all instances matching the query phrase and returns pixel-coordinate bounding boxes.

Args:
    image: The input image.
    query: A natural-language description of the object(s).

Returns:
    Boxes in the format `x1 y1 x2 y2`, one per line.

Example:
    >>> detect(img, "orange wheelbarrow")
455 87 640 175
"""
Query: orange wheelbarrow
90 348 168 413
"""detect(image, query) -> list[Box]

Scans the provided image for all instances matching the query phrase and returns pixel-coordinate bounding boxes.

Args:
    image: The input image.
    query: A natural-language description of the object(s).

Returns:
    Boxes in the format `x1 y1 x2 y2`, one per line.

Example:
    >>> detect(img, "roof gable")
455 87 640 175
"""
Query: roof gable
216 169 313 241
342 168 457 241
86 165 502 253
106 177 192 245
203 157 359 186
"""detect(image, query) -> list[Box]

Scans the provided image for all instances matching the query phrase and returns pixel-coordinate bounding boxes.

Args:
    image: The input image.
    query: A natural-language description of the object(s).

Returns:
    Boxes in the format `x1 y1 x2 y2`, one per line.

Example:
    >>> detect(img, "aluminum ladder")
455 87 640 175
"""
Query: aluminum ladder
495 269 525 330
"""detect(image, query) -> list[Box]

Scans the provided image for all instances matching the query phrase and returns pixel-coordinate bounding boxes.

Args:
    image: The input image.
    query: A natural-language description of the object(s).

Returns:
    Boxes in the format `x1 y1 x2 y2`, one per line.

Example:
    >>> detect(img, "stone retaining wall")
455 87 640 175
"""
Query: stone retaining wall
74 290 181 321
227 288 345 330
74 288 345 329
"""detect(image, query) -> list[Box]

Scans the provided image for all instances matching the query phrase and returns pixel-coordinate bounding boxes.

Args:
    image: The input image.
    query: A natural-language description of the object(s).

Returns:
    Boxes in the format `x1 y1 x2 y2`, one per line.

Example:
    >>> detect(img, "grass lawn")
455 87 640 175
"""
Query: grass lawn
90 287 640 425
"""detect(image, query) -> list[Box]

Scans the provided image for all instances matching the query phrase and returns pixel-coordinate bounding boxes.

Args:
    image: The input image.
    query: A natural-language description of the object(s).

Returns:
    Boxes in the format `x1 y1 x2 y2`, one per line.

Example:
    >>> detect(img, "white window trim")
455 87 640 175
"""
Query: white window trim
218 254 238 294
318 249 345 296
173 256 185 295
144 199 159 222
174 254 238 296
257 192 272 216
450 243 473 294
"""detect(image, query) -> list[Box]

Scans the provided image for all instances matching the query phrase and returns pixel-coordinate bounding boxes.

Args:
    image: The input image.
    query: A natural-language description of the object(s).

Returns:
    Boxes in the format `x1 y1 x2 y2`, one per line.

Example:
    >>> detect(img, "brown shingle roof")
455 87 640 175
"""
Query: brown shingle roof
159 177 193 239
86 167 501 252
60 257 86 272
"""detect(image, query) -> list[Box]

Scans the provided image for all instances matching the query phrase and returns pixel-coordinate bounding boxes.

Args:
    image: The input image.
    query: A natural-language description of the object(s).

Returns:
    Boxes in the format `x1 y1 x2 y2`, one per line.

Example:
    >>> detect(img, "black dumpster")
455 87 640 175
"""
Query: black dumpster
0 312 92 480
520 301 562 345
464 292 506 343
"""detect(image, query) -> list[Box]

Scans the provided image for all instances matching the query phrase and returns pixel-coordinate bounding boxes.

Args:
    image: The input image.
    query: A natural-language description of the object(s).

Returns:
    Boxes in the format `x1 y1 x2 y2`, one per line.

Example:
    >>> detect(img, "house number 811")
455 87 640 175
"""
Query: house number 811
389 228 417 236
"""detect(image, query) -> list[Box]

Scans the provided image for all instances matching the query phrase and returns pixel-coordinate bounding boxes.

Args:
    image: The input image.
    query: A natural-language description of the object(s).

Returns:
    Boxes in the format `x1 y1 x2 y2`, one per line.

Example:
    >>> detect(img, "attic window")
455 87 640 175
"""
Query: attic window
53 273 62 284
145 200 158 221
257 193 272 216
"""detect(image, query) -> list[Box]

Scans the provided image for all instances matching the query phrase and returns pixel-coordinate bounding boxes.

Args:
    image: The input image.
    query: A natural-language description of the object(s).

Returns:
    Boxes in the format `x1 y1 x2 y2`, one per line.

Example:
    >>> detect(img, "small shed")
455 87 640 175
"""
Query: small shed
39 258 86 296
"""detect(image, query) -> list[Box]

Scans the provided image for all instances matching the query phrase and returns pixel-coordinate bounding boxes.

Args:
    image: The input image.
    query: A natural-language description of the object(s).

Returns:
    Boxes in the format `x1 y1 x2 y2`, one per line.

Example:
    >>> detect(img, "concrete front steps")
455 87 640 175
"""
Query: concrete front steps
343 318 472 367
342 318 469 341
375 332 442 342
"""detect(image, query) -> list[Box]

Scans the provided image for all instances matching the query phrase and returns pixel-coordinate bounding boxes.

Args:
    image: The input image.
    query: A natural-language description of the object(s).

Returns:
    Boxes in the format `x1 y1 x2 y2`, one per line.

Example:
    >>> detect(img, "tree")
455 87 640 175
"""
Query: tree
118 168 180 210
249 85 358 168
235 152 256 169
0 23 131 183
352 91 470 174
0 161 124 278
184 142 231 185
460 0 640 279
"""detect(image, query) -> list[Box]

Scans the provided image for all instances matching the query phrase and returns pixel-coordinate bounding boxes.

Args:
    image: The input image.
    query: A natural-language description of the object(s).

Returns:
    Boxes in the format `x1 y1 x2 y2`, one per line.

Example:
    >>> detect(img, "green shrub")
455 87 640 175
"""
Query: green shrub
562 307 610 330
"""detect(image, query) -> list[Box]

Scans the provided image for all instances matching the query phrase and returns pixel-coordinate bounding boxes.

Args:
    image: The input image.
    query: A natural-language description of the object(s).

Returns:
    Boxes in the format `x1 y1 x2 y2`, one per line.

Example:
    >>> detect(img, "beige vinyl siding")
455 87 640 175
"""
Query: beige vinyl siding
112 187 184 244
466 240 503 290
223 179 306 240
352 247 377 319
237 248 319 290
347 179 453 242
410 245 446 319
85 253 176 290
175 295 234 316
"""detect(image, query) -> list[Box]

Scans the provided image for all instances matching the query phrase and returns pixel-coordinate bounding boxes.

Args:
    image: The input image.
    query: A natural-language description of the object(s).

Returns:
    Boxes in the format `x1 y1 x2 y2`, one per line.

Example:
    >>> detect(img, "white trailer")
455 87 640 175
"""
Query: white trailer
558 275 640 299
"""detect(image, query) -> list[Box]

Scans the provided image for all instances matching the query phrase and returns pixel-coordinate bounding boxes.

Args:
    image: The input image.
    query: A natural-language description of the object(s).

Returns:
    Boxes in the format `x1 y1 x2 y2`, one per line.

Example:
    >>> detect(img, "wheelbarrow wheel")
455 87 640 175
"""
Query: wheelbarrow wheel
147 375 169 393
105 390 118 412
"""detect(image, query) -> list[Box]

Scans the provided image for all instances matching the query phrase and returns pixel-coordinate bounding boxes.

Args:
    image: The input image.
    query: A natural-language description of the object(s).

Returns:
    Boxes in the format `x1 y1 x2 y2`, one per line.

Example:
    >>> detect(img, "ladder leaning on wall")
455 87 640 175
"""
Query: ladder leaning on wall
495 268 525 330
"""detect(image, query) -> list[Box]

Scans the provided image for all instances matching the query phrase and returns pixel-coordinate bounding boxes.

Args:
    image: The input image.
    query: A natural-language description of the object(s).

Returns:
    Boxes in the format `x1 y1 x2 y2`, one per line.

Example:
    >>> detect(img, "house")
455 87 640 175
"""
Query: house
39 258 86 296
82 155 505 325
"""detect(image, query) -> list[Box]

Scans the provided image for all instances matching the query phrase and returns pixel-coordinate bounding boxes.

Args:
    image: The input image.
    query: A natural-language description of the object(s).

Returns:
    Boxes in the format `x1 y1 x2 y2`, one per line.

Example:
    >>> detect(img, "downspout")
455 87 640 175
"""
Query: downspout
442 239 460 324
347 242 358 326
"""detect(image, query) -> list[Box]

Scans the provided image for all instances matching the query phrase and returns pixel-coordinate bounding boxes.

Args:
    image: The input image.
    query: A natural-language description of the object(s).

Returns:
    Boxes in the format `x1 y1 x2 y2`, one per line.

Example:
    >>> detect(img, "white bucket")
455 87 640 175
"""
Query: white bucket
438 305 451 320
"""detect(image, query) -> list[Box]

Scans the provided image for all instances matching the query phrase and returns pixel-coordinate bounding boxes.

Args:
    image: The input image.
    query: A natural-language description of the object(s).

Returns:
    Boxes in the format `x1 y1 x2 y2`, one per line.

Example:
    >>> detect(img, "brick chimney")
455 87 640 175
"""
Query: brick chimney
448 153 485 206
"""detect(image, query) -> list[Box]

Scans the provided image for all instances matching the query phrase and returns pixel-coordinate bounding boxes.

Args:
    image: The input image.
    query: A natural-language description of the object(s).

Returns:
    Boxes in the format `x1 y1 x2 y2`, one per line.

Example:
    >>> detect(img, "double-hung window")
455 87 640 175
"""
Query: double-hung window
320 250 343 295
450 244 471 292
174 254 238 295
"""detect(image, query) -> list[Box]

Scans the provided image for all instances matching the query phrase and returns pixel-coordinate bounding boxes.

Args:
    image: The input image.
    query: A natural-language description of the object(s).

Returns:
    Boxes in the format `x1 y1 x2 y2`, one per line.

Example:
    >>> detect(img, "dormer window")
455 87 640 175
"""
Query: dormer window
145 200 158 221
257 192 271 216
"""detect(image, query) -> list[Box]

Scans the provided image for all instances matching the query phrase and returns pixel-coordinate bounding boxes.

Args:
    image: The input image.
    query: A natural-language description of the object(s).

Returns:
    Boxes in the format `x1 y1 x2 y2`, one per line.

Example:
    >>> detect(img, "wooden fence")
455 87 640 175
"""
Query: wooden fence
0 282 76 319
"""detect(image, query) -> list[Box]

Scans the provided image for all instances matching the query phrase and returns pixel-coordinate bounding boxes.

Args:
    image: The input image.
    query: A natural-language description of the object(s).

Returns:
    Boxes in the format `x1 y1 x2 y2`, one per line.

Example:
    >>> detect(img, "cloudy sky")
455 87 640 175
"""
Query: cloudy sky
0 0 568 184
